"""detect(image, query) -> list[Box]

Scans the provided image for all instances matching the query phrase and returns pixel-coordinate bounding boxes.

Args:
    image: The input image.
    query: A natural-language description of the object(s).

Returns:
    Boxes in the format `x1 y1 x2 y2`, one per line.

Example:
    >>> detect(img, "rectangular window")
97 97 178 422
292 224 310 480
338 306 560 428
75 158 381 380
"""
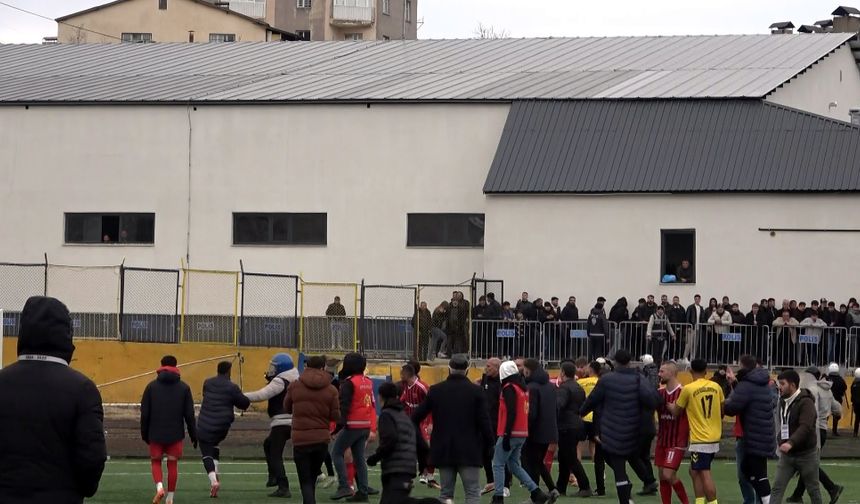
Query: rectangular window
345 33 363 40
660 229 696 283
382 0 390 15
209 33 236 42
297 0 311 7
407 213 484 247
296 30 311 40
405 0 411 22
65 213 155 244
121 32 153 43
158 0 167 9
233 213 327 245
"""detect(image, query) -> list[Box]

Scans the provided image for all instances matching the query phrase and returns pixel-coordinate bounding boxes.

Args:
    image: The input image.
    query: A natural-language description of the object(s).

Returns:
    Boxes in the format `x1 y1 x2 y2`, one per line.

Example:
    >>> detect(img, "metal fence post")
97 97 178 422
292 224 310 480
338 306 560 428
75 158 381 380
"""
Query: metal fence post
239 260 245 348
42 253 48 296
359 279 366 354
118 264 125 340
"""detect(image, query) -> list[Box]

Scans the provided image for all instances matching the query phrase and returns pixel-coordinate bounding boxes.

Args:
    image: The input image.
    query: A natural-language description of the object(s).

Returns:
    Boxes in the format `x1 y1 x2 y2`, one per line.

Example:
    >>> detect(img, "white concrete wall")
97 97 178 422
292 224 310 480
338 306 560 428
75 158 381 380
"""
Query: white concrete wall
767 44 860 121
484 194 860 309
0 104 508 289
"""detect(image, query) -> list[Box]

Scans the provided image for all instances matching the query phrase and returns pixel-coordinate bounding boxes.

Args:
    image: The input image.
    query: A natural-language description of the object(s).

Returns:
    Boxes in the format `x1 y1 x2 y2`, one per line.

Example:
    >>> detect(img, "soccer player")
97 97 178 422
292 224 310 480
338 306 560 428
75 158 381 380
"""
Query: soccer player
670 359 724 504
140 355 197 504
656 362 690 504
196 361 251 497
399 362 439 489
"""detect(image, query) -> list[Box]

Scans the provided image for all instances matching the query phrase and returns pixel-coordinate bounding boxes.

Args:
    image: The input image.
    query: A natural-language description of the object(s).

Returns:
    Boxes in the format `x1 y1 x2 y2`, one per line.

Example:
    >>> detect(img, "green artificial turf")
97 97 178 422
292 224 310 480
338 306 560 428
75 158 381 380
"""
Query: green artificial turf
90 459 860 503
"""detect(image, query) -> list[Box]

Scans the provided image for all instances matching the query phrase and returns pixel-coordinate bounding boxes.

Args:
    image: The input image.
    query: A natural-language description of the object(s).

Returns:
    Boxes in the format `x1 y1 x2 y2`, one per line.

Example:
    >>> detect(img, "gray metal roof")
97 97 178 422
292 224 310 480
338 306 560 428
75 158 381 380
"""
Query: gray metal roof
483 100 860 193
0 33 853 103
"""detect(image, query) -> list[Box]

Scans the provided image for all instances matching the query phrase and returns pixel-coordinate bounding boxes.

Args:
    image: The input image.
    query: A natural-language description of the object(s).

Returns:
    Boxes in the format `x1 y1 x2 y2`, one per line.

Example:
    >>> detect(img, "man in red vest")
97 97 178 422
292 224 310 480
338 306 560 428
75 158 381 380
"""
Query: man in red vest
331 353 378 502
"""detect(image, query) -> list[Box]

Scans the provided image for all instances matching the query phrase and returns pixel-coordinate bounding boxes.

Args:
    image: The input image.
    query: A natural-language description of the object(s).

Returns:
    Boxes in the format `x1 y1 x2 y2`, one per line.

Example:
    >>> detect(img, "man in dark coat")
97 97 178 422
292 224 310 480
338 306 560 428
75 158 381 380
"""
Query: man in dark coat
476 358 510 495
724 355 776 504
581 349 660 504
413 355 494 504
555 361 591 497
141 355 197 504
560 297 579 321
522 359 559 498
196 361 251 497
0 296 106 504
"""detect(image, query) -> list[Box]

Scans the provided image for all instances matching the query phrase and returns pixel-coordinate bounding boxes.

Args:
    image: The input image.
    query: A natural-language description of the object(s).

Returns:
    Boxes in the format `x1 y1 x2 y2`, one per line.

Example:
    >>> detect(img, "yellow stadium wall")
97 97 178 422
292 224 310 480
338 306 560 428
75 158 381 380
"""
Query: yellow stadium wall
1 338 856 427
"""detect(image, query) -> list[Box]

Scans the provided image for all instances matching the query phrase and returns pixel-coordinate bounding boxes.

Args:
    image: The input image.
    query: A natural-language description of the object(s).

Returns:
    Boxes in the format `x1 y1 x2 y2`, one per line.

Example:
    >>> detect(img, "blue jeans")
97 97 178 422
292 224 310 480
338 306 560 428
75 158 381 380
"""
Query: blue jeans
493 437 537 497
332 429 369 493
736 438 757 504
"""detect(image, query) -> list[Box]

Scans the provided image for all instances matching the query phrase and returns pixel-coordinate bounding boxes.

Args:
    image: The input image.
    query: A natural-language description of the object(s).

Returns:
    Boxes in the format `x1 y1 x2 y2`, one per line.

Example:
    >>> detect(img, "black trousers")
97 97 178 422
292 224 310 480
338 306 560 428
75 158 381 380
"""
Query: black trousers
741 453 771 498
294 443 328 504
631 434 656 486
523 440 555 491
556 429 590 493
200 441 221 474
791 429 836 497
264 425 292 490
380 473 445 504
606 452 637 504
324 451 335 476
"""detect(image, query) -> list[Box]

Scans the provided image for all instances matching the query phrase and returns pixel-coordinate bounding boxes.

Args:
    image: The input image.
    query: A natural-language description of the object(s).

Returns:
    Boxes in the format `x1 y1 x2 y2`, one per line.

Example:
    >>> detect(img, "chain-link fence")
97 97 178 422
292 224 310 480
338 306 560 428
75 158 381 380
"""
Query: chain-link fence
300 282 358 354
47 264 120 340
0 262 46 337
417 284 472 356
471 277 504 309
360 284 416 359
180 268 239 345
120 267 179 343
241 272 298 348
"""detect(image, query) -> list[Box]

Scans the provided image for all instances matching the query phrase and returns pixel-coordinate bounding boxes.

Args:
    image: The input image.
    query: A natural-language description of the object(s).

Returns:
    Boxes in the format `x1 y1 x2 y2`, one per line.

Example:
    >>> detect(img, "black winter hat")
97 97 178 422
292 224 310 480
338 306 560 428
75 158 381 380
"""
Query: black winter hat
17 296 75 364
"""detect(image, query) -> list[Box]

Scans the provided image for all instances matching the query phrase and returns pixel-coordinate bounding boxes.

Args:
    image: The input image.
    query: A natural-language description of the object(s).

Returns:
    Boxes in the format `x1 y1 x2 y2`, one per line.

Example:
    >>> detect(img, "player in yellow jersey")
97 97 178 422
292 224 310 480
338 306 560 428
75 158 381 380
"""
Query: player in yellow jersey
670 359 724 504
575 357 609 496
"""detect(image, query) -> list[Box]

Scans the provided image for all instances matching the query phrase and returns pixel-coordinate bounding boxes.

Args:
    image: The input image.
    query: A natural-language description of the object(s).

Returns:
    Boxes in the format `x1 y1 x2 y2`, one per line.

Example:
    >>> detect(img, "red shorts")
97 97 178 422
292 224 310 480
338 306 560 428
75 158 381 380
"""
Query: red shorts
149 441 184 460
655 446 685 470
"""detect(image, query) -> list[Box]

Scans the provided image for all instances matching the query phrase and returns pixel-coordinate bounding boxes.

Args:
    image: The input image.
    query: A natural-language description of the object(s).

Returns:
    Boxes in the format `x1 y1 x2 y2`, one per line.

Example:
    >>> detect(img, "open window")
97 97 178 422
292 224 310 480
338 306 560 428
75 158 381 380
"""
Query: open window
65 213 155 244
660 229 695 283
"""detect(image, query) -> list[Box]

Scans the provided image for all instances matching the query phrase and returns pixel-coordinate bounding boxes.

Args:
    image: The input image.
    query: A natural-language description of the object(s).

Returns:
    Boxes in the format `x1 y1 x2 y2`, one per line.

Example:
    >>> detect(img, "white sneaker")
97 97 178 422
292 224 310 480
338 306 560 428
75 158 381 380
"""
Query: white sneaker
504 487 511 497
322 476 337 489
419 474 429 485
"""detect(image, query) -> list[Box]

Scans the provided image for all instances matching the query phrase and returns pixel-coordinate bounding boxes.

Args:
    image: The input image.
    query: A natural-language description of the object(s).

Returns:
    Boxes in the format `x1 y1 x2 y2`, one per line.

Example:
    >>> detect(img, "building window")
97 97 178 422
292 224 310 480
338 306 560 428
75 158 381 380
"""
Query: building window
407 213 484 248
296 30 311 40
65 213 155 245
297 0 311 7
233 213 327 245
405 0 411 22
382 0 390 15
209 33 237 42
660 229 696 284
158 0 167 9
121 32 153 43
345 33 363 40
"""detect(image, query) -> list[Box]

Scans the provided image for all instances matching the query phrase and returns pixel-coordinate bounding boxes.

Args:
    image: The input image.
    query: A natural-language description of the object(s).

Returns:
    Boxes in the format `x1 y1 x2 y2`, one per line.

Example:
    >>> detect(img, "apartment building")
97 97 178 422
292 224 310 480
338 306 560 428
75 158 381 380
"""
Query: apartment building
264 0 417 41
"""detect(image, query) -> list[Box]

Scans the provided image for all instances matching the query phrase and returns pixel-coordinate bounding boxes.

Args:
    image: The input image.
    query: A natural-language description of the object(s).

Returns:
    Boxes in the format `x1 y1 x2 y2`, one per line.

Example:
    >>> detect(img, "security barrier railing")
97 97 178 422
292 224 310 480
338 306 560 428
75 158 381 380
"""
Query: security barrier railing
470 319 542 361
618 321 694 365
849 327 860 369
694 323 768 367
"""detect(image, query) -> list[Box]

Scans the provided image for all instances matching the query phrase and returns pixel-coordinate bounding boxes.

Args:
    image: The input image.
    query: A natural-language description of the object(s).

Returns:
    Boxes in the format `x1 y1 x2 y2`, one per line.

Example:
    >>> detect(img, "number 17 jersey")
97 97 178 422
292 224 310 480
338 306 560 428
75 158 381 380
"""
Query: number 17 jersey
676 378 724 445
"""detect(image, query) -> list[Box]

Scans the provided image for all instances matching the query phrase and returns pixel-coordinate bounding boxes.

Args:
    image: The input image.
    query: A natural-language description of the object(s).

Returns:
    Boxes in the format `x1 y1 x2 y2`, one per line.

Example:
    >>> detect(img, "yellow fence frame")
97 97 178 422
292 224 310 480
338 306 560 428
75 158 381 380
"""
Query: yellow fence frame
179 261 240 346
299 280 359 353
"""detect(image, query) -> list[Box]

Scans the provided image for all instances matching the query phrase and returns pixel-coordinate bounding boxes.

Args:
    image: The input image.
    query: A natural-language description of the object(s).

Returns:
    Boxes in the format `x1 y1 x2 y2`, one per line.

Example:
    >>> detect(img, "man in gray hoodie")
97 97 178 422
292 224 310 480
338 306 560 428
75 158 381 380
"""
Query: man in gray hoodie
245 353 301 498
785 368 843 504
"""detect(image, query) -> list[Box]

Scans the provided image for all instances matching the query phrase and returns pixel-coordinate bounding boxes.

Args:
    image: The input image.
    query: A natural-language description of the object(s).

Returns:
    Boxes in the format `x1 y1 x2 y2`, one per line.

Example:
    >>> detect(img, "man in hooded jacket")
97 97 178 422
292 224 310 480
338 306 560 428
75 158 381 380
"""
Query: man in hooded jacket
0 296 106 504
522 359 560 499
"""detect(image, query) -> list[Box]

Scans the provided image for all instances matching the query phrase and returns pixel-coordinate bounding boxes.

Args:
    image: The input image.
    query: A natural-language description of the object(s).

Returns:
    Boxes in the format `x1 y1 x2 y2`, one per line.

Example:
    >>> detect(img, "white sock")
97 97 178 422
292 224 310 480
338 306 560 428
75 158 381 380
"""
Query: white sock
156 482 164 492
167 491 174 501
208 472 218 485
761 496 771 504
214 459 220 474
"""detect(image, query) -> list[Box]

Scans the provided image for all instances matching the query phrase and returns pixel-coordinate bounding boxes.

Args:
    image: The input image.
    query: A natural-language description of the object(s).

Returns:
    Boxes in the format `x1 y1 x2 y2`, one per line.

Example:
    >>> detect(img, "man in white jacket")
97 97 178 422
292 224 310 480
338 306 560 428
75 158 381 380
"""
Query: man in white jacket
245 353 300 498
707 305 733 365
799 312 827 367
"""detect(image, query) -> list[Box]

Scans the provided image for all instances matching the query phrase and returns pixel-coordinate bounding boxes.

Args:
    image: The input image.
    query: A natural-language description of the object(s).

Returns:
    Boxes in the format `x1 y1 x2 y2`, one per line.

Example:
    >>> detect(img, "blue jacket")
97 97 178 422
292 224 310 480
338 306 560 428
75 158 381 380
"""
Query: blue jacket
723 367 776 457
580 366 660 456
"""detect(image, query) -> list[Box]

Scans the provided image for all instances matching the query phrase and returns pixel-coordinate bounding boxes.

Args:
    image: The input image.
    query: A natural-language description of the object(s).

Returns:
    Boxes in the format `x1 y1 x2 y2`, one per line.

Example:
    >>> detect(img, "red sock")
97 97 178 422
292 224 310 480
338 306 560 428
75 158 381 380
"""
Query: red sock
659 481 672 504
543 450 553 474
673 480 690 504
347 462 356 487
167 459 179 492
151 459 163 484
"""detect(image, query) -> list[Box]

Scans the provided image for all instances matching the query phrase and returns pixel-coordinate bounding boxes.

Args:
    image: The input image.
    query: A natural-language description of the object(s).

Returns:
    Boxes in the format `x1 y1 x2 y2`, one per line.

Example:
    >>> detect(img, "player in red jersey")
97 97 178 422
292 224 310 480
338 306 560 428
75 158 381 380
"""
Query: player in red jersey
399 362 440 489
656 362 690 504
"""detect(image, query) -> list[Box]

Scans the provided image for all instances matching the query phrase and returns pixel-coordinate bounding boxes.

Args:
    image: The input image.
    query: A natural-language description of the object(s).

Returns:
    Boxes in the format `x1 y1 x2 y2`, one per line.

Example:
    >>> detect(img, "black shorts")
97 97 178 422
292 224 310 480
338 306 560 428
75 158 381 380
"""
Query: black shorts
690 451 715 471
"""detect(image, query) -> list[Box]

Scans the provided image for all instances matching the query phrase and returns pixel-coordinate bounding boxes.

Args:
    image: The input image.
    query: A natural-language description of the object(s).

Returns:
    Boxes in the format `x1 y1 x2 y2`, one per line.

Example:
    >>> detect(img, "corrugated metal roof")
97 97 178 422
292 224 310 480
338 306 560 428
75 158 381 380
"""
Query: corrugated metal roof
0 34 853 103
483 100 860 193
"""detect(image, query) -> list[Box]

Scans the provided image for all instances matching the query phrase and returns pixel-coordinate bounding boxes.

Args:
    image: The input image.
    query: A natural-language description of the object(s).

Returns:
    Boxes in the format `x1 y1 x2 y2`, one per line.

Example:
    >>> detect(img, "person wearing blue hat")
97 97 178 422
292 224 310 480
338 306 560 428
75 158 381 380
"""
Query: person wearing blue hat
245 353 300 498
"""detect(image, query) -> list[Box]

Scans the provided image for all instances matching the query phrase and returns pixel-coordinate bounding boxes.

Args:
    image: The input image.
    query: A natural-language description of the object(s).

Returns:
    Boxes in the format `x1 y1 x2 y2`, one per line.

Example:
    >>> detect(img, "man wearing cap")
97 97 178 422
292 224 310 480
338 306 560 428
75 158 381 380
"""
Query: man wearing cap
413 355 494 504
0 296 106 504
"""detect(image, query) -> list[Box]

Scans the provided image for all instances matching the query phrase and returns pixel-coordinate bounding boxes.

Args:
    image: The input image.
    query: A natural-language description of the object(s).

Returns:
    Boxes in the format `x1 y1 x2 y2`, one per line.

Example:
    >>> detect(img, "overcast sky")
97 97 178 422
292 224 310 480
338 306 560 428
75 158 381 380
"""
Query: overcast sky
0 0 836 43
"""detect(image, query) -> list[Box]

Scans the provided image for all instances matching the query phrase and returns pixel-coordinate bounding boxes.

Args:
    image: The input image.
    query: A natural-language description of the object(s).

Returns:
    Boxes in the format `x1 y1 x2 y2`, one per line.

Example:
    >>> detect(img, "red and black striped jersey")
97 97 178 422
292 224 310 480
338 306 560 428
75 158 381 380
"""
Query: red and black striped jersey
657 385 689 448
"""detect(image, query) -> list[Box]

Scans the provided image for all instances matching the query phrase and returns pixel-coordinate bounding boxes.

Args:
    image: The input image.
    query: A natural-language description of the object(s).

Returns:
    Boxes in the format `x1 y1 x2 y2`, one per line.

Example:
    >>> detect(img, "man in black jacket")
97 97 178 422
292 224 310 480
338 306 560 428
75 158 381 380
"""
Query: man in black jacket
141 355 197 504
555 361 591 497
413 355 495 504
724 355 775 504
0 296 106 504
477 358 510 496
560 297 579 321
367 383 440 504
523 359 560 499
581 349 660 504
197 361 251 497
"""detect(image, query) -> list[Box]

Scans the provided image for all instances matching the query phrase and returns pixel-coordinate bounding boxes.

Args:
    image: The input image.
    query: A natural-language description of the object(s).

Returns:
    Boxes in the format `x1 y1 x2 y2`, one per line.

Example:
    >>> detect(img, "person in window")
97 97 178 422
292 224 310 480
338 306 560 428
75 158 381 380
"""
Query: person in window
675 259 694 283
119 229 129 243
326 296 348 350
102 234 111 243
